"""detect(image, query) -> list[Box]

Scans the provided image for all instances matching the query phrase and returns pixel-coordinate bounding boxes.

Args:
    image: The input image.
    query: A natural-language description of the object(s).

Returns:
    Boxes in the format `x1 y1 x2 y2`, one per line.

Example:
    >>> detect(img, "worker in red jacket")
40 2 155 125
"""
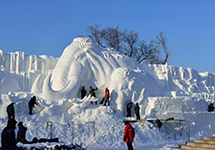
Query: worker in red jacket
123 121 135 150
104 87 110 106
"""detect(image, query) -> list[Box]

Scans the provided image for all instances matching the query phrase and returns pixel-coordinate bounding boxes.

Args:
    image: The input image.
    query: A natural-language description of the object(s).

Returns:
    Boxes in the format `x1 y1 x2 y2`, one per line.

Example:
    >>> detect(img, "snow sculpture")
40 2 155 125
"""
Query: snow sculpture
109 68 162 115
0 50 58 92
35 37 113 104
32 37 162 115
0 71 21 94
143 64 215 96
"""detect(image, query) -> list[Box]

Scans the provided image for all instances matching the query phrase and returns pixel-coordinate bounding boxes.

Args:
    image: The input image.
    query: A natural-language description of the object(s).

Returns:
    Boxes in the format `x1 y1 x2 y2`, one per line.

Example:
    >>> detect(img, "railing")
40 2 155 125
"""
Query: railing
45 119 188 142
145 119 190 141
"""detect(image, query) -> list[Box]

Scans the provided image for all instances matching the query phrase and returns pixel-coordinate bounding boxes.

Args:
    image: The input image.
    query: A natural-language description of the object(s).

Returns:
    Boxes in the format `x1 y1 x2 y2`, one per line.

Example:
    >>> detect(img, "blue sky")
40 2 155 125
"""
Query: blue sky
0 0 215 73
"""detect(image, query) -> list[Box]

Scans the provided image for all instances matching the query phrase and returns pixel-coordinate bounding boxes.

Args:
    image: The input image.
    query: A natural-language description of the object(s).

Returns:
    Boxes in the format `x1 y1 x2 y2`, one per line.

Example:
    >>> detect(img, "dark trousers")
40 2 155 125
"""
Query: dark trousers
29 106 33 115
136 112 140 120
104 97 109 106
127 142 133 150
127 110 131 117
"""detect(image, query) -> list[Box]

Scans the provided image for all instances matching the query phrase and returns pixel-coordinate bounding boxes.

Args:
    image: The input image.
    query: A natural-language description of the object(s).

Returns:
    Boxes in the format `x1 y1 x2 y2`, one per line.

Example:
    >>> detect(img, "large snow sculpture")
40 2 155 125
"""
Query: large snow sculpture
32 37 162 115
109 68 162 115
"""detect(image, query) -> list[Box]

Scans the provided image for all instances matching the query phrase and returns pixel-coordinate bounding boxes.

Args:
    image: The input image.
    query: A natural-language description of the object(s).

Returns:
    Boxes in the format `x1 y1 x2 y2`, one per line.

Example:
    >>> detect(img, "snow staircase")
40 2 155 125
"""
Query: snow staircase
176 137 215 149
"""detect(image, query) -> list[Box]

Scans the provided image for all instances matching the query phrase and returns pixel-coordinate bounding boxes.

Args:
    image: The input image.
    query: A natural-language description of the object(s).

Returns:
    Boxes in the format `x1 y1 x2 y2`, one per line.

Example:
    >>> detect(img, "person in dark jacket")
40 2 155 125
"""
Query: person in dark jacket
89 86 98 97
81 86 87 99
28 96 38 115
89 86 98 104
208 103 214 112
134 103 140 120
1 118 17 150
7 103 15 119
126 102 132 117
17 122 28 144
123 121 135 150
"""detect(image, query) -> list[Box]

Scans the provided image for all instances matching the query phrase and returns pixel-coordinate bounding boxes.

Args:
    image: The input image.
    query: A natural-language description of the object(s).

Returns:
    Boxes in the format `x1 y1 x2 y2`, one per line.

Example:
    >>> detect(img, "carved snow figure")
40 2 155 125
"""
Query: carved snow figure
109 68 162 115
32 37 162 116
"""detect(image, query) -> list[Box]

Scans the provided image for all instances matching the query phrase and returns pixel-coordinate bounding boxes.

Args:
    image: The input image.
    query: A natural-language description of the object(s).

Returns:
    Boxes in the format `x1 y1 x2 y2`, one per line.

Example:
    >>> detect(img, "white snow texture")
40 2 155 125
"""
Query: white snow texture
0 37 215 149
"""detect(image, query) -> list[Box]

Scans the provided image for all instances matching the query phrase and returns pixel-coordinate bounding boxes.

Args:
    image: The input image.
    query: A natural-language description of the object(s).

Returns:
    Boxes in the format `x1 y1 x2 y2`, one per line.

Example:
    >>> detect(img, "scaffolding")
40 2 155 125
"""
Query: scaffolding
46 121 53 139
67 121 96 142
146 119 190 141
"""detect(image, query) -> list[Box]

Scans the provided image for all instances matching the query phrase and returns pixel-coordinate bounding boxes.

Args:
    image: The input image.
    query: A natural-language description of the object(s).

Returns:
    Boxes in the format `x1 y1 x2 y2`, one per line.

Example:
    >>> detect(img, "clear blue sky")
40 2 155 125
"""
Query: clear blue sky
0 0 215 73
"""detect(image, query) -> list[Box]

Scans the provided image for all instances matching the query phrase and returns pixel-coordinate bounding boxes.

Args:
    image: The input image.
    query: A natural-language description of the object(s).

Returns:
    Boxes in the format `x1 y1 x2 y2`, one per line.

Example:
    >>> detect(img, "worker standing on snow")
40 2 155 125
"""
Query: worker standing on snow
7 103 15 120
104 87 110 106
89 86 98 97
134 103 140 120
81 86 87 99
28 96 38 115
89 86 98 104
17 121 28 144
123 121 135 150
126 102 132 117
1 118 17 150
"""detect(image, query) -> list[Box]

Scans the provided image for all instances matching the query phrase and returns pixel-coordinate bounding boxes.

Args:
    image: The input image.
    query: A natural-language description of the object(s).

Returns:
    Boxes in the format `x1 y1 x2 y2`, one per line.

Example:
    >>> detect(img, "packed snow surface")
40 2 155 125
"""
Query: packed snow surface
0 37 215 149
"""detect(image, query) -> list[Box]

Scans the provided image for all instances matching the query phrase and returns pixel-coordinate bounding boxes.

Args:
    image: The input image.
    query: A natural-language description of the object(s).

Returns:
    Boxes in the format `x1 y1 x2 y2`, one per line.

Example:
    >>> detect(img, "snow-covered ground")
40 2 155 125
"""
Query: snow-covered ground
0 37 215 149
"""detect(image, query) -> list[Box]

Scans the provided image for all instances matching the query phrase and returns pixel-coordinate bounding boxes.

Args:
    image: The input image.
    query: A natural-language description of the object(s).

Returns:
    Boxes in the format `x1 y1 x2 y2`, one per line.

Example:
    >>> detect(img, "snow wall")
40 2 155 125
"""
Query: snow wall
0 50 58 92
0 37 215 120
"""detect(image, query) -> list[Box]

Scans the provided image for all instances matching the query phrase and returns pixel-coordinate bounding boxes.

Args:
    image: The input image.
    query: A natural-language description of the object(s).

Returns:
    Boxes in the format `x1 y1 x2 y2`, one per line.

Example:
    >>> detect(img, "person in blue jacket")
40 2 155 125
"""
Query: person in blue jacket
1 118 17 150
17 122 28 144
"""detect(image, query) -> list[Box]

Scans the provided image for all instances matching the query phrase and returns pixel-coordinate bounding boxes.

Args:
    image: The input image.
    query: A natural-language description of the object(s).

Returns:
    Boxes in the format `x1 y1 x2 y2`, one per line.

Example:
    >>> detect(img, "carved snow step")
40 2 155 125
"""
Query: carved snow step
195 139 215 145
204 137 215 141
187 142 215 148
181 144 215 150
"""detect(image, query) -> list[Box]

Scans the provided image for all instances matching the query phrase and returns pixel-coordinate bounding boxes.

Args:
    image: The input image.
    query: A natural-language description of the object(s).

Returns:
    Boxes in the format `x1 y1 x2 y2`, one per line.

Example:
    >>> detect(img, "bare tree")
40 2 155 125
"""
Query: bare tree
102 26 126 52
86 25 170 64
123 30 139 57
137 40 160 64
156 32 169 64
87 25 105 48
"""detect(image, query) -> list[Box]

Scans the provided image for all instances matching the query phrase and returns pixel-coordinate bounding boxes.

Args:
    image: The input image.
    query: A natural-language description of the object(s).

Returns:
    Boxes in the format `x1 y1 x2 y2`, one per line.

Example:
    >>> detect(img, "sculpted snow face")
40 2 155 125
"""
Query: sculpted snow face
32 37 162 115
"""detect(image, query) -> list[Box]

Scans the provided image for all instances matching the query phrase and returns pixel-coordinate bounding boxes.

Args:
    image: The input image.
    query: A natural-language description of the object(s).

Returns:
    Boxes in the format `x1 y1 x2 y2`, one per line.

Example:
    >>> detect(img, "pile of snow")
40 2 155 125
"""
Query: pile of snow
0 94 173 149
0 37 215 149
